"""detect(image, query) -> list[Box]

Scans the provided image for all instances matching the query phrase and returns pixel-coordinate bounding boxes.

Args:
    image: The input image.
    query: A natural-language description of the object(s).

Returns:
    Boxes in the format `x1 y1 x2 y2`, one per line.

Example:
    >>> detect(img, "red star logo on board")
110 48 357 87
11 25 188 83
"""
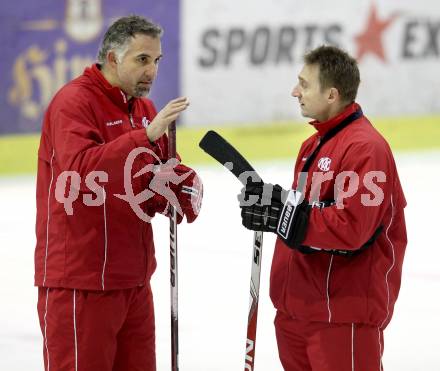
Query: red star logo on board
354 3 399 62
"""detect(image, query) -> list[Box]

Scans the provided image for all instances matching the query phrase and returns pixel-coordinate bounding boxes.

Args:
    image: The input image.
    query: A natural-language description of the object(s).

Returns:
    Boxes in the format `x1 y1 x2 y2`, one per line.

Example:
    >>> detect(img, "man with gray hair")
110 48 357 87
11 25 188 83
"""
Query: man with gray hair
34 15 202 370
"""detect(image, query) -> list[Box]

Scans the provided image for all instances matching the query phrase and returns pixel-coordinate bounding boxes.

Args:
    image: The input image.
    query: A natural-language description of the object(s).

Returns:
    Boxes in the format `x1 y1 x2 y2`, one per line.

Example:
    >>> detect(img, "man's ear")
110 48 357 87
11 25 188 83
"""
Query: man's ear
107 51 119 69
328 87 340 103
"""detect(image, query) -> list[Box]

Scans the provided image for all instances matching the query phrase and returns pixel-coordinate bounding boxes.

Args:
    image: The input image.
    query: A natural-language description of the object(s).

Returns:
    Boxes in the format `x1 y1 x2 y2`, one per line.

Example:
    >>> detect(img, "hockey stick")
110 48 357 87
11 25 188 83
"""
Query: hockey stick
168 121 179 371
199 130 264 371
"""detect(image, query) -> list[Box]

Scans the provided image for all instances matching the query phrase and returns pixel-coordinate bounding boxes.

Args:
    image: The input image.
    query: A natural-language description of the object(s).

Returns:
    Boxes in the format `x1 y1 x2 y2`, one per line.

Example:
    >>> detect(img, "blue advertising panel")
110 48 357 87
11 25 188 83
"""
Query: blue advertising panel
0 0 179 134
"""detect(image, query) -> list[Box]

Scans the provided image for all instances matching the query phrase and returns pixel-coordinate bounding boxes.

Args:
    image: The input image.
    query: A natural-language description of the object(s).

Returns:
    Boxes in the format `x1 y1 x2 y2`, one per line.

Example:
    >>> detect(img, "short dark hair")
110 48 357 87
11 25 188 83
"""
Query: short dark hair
97 15 163 64
304 45 360 103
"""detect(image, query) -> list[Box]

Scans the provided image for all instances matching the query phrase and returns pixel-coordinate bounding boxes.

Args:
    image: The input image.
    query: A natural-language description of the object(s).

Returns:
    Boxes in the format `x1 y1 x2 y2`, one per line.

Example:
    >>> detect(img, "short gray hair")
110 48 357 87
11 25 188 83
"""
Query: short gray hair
97 15 163 64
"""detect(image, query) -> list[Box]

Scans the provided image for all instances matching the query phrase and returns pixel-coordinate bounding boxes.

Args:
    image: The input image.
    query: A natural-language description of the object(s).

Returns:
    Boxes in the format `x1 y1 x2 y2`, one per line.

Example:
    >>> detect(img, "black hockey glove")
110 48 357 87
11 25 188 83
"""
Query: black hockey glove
238 182 311 249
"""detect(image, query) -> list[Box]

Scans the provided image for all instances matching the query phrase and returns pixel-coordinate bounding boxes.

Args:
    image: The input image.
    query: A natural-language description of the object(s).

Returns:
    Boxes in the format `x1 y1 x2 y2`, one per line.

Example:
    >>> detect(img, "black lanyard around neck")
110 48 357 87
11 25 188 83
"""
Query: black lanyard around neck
297 109 362 191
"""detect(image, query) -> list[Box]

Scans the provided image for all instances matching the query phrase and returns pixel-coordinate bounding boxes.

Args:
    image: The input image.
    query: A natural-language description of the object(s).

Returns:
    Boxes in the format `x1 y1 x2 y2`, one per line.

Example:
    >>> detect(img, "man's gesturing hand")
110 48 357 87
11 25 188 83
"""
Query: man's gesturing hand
147 97 190 142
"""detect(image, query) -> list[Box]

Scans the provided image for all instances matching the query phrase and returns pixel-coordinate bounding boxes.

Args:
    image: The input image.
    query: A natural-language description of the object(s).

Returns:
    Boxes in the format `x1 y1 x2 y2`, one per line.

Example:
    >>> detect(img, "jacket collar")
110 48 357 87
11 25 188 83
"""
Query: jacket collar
310 102 362 137
84 63 133 112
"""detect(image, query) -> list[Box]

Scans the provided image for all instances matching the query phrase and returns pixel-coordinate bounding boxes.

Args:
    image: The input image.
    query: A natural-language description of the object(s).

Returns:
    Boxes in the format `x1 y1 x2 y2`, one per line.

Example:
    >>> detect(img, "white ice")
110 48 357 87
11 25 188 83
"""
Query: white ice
0 151 439 370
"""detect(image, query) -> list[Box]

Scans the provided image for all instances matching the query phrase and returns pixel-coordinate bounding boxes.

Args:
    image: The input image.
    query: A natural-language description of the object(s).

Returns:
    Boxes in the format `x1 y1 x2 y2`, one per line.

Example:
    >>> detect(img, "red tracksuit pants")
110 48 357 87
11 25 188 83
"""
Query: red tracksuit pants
37 285 156 371
274 311 384 371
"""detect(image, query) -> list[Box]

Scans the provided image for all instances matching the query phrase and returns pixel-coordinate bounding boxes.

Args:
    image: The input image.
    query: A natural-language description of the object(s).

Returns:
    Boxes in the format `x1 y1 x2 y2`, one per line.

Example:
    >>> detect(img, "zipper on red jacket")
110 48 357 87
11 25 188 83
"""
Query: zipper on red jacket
128 99 135 128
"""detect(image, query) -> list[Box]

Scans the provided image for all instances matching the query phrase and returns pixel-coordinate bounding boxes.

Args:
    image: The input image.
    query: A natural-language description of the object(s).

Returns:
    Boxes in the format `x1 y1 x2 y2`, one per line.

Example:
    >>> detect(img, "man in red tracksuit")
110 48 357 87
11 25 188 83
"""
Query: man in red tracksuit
239 46 406 370
35 16 202 371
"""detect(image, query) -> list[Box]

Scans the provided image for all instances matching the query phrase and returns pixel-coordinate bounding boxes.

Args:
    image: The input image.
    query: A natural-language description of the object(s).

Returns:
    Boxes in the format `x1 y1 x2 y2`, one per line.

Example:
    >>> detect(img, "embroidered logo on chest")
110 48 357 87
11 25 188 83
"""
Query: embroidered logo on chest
317 157 332 172
106 119 123 127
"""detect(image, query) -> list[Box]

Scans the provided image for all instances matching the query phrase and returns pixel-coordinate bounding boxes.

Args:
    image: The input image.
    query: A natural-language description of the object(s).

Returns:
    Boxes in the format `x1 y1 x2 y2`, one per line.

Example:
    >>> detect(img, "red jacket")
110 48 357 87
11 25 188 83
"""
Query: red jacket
270 103 407 329
35 64 169 290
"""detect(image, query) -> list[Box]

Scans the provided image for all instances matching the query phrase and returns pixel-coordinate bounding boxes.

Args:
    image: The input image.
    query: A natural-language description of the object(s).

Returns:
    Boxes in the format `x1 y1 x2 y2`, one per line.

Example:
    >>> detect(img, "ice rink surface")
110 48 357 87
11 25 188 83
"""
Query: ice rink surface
0 151 439 370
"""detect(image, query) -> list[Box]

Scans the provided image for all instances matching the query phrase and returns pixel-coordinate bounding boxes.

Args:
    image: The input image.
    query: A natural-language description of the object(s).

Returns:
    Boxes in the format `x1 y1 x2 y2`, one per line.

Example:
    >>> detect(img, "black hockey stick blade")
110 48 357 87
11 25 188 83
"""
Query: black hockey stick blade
199 130 263 185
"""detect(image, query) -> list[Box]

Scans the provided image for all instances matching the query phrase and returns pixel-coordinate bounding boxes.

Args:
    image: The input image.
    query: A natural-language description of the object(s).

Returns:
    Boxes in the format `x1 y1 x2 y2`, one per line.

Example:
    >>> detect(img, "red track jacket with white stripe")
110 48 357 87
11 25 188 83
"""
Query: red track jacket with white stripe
35 64 168 290
270 103 407 329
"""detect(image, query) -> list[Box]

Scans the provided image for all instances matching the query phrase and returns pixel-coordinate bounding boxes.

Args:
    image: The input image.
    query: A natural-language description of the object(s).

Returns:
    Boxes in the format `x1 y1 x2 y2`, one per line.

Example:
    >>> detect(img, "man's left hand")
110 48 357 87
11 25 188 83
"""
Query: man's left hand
238 182 310 248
